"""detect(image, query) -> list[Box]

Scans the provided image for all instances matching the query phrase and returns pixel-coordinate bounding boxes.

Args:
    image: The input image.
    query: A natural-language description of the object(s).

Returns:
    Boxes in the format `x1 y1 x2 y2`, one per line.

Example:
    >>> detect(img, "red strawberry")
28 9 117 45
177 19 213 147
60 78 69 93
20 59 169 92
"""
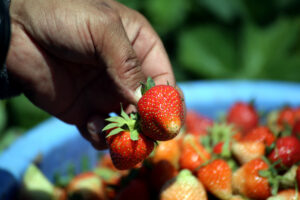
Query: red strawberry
232 158 271 200
160 169 207 200
212 142 224 155
292 120 300 137
151 139 181 169
242 126 276 146
197 159 232 200
185 110 213 136
106 130 154 170
268 136 300 168
150 160 178 193
67 172 107 200
227 101 259 133
137 78 185 141
277 107 295 129
103 110 155 170
179 135 211 171
116 179 151 200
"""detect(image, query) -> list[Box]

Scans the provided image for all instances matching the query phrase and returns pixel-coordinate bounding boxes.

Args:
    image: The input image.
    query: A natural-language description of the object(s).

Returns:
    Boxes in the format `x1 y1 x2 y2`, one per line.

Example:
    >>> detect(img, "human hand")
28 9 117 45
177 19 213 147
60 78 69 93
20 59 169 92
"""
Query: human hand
6 0 176 149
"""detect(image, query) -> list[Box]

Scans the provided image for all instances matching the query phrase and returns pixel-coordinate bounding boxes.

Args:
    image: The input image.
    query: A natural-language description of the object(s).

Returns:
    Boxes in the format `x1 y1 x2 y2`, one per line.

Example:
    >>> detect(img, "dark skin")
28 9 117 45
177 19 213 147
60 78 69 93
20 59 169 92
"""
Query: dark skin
6 0 177 149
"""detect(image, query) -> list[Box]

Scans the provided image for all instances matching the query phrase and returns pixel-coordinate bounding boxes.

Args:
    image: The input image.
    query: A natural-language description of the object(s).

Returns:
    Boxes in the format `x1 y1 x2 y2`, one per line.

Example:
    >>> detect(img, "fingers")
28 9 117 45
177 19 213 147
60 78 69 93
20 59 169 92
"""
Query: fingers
89 6 147 105
77 115 108 150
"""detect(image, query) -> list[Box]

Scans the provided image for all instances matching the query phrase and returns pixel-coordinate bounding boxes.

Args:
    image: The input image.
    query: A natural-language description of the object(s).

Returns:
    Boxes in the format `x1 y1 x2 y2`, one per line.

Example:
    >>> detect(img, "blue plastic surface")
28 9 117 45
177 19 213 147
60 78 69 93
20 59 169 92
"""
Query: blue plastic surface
1 80 300 199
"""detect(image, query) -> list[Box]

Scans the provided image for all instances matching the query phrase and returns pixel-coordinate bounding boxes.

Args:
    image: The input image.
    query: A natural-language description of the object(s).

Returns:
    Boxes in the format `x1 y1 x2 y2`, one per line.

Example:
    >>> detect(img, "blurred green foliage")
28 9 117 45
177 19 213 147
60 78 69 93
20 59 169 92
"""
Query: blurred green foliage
1 0 300 151
0 95 50 153
120 0 300 82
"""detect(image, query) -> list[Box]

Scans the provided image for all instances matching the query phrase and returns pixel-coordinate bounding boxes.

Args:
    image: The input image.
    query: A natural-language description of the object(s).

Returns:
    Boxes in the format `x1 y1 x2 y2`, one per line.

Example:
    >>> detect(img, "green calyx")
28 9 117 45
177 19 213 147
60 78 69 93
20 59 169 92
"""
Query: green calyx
102 106 140 141
259 156 281 196
140 77 155 95
204 123 235 158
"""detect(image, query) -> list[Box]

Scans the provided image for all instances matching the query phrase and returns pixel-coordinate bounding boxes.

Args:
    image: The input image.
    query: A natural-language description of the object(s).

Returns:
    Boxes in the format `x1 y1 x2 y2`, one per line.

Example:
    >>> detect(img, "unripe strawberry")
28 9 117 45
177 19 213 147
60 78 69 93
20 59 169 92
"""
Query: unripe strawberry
137 78 185 141
67 172 107 200
160 169 207 200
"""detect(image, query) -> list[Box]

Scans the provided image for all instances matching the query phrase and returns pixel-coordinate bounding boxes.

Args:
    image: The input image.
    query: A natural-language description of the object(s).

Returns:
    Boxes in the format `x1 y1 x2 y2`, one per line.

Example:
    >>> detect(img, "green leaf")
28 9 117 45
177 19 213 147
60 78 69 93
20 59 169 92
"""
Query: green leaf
106 128 124 138
144 0 190 35
239 17 300 79
197 0 249 23
105 116 126 126
259 169 271 177
130 130 139 141
177 26 236 78
120 105 130 121
7 95 50 130
102 123 120 131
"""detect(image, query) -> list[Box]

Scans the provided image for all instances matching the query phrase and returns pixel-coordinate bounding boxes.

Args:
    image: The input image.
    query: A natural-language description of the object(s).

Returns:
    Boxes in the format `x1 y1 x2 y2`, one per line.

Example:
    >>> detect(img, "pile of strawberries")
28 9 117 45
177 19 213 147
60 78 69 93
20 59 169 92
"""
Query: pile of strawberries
20 80 300 200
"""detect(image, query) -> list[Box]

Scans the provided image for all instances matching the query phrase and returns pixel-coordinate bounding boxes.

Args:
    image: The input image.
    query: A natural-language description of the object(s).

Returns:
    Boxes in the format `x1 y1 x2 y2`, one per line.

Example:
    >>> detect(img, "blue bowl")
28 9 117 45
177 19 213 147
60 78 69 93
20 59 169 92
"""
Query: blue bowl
1 80 300 199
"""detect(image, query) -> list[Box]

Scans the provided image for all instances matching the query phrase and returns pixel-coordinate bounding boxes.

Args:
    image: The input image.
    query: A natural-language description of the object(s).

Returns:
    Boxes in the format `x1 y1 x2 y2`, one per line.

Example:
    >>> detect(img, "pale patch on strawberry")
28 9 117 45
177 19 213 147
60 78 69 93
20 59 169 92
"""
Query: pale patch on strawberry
267 189 300 200
160 169 207 200
232 141 265 165
232 158 271 199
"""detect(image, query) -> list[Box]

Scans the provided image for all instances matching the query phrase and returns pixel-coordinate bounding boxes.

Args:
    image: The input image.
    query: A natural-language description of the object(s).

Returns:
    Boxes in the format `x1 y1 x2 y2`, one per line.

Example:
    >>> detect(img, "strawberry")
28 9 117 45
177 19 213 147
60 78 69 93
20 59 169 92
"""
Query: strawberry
150 160 178 193
232 158 271 199
212 141 224 155
103 109 155 170
268 189 300 200
106 130 154 170
160 169 207 200
226 101 259 133
185 110 213 136
277 107 295 130
137 78 185 141
229 196 245 200
242 126 276 146
67 172 107 200
292 120 300 137
197 159 232 200
297 165 300 190
21 164 63 200
232 141 265 165
116 179 150 200
268 136 300 169
151 139 181 169
179 135 211 171
54 187 67 200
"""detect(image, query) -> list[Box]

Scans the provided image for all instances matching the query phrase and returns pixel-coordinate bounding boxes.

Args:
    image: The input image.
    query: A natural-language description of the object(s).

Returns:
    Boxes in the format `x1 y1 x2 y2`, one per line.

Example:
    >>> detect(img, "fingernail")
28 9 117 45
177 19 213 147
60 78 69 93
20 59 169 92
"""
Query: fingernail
87 116 104 135
134 85 142 102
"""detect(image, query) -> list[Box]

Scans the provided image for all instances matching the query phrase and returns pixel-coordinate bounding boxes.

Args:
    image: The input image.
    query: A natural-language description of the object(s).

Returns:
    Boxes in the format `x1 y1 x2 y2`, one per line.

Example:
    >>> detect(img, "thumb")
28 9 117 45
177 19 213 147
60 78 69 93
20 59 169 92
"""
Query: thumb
90 11 146 105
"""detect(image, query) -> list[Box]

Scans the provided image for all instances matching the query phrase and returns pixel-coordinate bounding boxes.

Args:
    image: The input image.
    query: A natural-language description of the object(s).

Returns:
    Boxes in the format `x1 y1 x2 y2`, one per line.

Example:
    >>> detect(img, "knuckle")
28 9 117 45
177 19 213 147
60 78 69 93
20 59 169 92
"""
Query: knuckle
119 55 141 80
100 6 121 25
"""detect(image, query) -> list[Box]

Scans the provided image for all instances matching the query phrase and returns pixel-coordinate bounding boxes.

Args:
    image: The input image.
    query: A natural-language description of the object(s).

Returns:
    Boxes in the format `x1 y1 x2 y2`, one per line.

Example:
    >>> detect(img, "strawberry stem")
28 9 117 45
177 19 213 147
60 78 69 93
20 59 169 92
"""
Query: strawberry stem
141 77 155 95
